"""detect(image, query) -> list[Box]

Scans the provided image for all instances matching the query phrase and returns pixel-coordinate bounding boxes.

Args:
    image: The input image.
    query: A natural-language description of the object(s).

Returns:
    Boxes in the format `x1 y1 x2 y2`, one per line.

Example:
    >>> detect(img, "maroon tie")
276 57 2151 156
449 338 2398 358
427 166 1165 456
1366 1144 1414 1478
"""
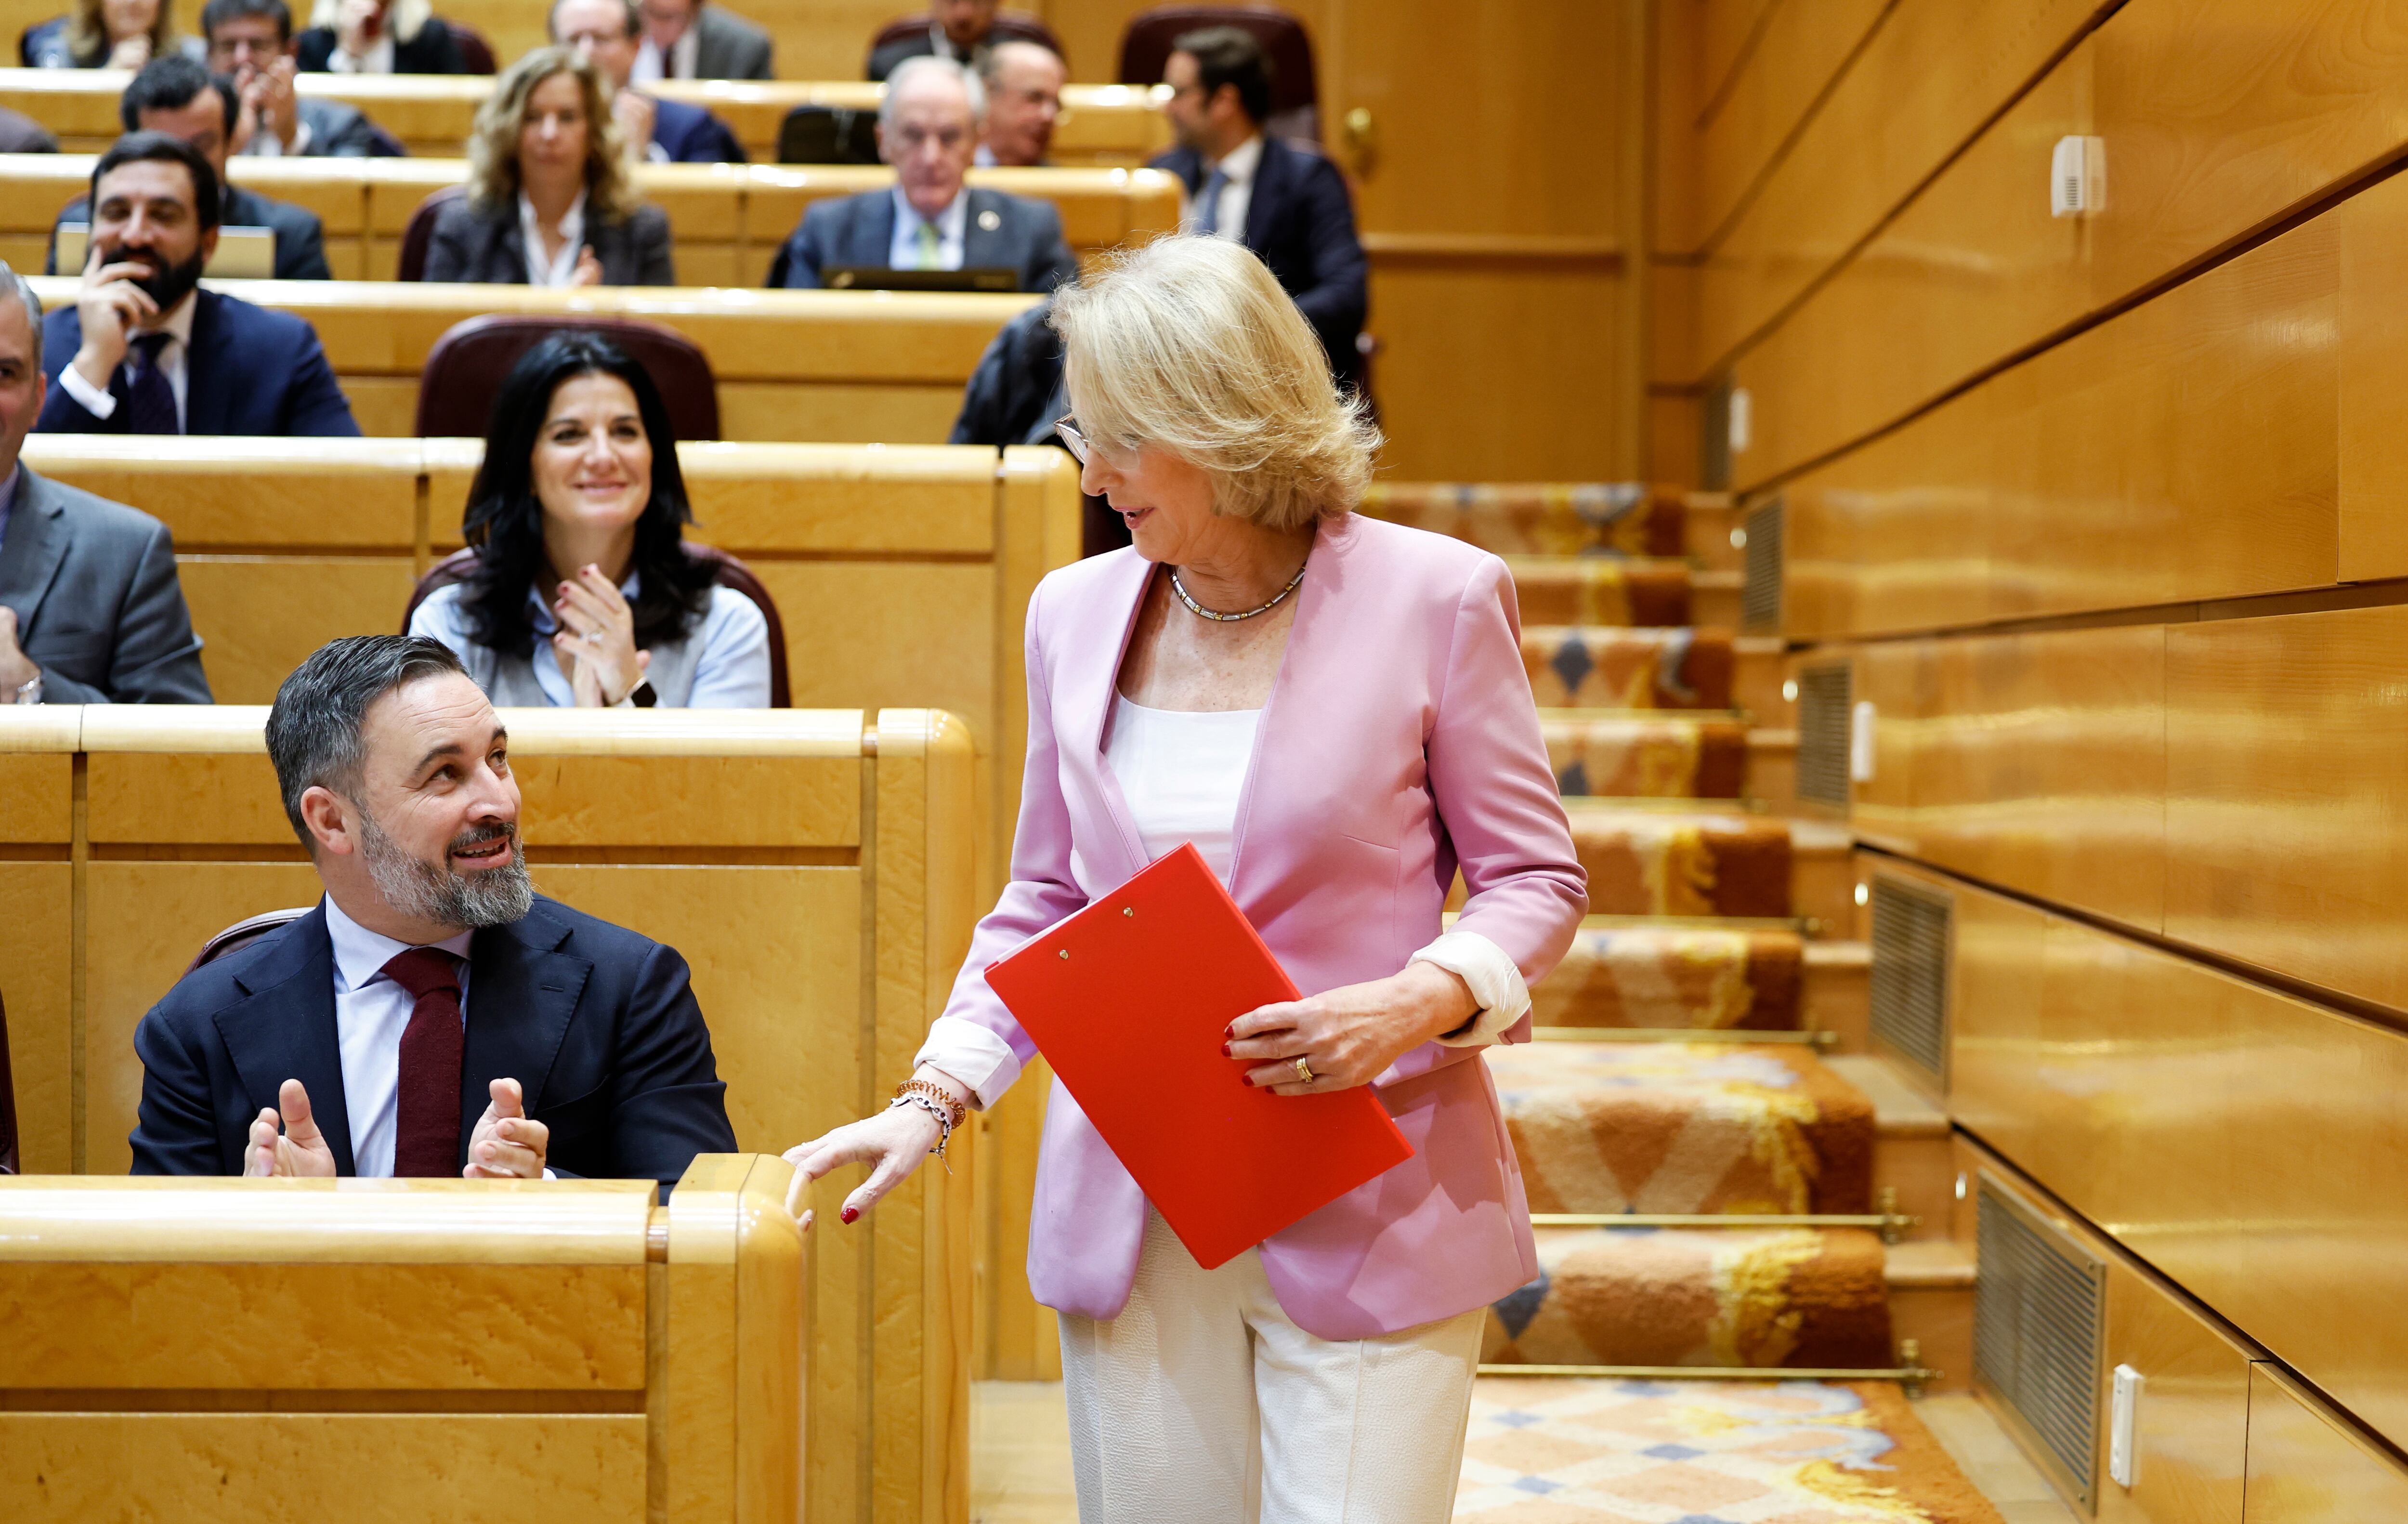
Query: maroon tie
383 947 465 1178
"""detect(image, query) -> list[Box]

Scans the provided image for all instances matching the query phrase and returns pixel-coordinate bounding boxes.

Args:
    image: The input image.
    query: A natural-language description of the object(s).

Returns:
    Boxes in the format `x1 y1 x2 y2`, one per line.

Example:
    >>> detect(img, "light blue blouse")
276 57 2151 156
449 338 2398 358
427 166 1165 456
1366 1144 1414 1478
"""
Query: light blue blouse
409 576 773 707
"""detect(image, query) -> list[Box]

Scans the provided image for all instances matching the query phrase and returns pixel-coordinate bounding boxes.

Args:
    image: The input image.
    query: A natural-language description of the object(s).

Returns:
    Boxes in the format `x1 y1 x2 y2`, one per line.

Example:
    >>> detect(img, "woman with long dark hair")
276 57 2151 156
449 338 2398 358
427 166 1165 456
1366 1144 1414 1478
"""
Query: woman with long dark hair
409 330 770 707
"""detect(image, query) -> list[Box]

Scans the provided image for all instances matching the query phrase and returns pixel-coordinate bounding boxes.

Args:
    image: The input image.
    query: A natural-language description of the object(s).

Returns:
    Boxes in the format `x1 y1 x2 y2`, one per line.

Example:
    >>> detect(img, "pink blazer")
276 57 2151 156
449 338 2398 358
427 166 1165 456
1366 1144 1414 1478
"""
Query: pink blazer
936 511 1588 1339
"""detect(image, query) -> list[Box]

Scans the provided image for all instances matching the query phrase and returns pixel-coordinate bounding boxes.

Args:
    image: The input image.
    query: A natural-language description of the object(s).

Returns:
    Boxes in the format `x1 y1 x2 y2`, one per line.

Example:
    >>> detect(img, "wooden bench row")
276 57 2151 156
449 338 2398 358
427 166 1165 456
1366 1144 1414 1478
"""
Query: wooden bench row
0 154 1183 288
22 276 1038 438
0 704 976 1523
0 66 1172 165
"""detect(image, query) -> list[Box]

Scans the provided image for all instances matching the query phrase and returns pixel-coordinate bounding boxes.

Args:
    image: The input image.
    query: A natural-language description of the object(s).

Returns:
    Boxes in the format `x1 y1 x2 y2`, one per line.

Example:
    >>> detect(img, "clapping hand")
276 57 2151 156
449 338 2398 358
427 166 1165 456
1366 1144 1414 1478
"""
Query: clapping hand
465 1078 550 1178
552 563 649 705
571 245 605 287
0 607 39 695
245 1078 339 1177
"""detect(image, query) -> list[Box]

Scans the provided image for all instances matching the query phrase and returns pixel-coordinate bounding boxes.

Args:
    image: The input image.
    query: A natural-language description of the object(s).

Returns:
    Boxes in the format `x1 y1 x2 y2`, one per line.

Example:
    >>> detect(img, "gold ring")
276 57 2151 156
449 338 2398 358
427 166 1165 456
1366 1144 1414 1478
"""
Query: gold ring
1294 1057 1314 1085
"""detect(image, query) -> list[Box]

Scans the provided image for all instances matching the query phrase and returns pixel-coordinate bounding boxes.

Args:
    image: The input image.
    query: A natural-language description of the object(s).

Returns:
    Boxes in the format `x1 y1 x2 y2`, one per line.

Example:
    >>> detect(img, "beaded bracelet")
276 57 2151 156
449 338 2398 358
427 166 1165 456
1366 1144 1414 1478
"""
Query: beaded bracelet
889 1093 955 1161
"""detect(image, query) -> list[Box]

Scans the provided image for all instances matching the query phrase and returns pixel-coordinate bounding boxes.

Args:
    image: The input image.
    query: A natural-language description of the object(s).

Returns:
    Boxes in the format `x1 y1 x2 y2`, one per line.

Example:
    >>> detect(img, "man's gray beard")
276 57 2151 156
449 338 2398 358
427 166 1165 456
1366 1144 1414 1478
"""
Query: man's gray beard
355 811 535 929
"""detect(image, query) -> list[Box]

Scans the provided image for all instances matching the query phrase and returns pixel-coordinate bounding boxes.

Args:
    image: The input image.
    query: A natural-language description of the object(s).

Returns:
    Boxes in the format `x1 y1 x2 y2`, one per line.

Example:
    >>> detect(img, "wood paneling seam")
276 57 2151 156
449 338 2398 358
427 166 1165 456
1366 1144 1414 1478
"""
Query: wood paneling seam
1857 842 2408 1047
855 730 877 1524
67 750 86 1174
1732 85 2408 495
1690 0 1791 133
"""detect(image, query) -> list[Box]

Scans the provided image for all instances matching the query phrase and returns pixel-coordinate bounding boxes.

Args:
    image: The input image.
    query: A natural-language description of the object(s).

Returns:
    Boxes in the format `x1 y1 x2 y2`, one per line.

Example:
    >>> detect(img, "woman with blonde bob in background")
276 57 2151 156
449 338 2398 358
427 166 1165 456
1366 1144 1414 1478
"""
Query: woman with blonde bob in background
421 46 674 287
785 236 1587 1521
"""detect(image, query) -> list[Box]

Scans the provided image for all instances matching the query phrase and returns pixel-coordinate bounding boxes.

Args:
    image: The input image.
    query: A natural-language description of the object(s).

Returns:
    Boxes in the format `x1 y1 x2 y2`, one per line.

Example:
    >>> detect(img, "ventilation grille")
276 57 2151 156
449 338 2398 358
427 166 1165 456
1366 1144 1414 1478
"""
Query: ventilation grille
1868 877 1950 1084
1741 497 1783 631
1975 1177 2105 1506
1794 664 1851 806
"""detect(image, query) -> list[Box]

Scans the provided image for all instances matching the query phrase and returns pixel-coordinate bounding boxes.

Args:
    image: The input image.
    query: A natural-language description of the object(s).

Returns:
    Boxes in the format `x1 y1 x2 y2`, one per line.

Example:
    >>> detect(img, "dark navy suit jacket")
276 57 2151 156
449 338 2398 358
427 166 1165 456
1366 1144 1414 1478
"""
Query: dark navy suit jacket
770 185 1076 292
130 897 739 1191
1150 137 1368 384
37 288 361 437
651 94 745 163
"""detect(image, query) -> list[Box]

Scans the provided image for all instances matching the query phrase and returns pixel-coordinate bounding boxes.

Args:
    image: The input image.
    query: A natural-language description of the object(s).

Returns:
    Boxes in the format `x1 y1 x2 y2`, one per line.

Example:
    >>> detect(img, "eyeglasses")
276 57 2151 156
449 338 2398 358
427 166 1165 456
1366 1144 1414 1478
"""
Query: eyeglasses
1052 414 1091 463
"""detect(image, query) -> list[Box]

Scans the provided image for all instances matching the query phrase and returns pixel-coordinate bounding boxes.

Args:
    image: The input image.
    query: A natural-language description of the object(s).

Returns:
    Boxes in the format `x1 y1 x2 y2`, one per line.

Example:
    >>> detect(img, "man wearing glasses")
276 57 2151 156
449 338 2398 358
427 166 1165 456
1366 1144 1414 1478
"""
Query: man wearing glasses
768 55 1076 293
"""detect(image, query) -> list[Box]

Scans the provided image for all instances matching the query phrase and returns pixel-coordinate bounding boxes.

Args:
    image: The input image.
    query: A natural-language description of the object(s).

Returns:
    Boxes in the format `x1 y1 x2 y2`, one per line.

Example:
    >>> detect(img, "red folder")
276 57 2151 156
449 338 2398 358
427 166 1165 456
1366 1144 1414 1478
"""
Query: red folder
983 843 1415 1269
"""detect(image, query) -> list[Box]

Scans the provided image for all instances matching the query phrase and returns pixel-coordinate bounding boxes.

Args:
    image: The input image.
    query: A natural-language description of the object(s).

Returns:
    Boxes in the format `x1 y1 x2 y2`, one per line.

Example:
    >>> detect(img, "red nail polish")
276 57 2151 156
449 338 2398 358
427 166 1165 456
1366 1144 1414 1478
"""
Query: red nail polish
1221 1041 1231 1057
840 1206 859 1225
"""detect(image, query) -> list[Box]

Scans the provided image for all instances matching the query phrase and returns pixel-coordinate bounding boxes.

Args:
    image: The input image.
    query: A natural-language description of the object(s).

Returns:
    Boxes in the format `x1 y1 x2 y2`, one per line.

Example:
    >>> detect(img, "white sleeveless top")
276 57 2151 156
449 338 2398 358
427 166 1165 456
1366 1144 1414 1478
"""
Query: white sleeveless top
1103 695 1262 885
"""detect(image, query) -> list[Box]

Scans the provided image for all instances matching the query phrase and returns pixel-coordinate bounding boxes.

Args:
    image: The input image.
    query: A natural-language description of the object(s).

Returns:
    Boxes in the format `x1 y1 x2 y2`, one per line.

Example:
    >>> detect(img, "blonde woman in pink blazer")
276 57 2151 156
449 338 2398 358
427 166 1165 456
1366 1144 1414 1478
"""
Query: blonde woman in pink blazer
786 235 1587 1522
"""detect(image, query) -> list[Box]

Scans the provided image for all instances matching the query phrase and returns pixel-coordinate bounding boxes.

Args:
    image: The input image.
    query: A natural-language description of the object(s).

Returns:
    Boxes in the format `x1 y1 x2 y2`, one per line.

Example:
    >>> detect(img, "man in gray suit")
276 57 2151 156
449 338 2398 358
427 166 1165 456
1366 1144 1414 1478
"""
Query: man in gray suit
0 265 211 706
769 56 1074 292
634 0 772 80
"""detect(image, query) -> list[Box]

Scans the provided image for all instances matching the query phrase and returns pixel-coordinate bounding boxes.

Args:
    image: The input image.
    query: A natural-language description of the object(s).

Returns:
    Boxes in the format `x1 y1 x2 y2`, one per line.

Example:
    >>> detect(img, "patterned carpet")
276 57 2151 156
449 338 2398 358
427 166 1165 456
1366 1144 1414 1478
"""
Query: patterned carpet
1568 809 1793 919
1524 627 1736 710
1530 926 1803 1031
1490 1043 1874 1216
1485 1227 1892 1370
1361 482 1688 558
1456 1378 2005 1523
1544 716 1750 799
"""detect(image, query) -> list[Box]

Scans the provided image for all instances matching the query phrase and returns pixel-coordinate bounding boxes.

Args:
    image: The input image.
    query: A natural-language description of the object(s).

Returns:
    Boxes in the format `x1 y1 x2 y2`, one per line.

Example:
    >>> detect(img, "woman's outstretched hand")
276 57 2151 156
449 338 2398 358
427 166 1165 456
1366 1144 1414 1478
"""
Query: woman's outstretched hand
1227 961 1478 1095
782 1066 971 1223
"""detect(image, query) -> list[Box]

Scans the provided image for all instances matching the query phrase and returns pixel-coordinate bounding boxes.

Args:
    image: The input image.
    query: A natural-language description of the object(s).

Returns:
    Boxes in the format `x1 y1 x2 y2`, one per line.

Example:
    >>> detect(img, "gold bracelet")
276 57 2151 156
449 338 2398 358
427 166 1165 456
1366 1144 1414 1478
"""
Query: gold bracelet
894 1078 966 1132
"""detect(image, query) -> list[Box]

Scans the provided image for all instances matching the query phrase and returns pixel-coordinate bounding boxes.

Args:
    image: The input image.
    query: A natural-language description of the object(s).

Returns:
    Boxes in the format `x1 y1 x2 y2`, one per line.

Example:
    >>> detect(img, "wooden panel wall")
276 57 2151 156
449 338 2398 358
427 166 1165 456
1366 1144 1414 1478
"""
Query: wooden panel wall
0 707 973 1524
1724 0 2408 491
1706 0 2408 1500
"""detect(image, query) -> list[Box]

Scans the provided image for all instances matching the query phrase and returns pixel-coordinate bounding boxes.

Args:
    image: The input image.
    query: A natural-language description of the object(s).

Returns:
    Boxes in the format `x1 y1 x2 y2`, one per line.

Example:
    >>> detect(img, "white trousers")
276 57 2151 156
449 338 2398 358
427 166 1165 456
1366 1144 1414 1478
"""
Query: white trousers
1057 1209 1486 1524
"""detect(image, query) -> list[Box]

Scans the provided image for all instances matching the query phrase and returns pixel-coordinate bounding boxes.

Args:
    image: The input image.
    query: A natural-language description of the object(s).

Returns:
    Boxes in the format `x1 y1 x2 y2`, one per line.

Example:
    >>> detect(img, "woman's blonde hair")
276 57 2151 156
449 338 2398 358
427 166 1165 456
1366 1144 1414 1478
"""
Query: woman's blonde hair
1052 236 1379 529
69 0 176 67
466 47 639 222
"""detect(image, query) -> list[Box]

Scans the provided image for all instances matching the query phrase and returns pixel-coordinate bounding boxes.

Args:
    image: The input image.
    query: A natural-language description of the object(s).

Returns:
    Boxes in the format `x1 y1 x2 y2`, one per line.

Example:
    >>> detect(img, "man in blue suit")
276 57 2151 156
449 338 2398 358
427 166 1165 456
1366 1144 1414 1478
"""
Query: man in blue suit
38 133 359 437
131 635 739 1189
553 0 745 163
1151 26 1367 387
770 55 1075 292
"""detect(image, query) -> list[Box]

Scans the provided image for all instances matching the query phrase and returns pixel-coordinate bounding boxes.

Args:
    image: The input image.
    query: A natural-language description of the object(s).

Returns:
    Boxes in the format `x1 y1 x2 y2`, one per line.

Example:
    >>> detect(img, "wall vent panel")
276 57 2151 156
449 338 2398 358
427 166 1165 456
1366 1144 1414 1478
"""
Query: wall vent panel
1741 496 1783 631
1868 876 1949 1084
1794 663 1851 806
1975 1175 2106 1507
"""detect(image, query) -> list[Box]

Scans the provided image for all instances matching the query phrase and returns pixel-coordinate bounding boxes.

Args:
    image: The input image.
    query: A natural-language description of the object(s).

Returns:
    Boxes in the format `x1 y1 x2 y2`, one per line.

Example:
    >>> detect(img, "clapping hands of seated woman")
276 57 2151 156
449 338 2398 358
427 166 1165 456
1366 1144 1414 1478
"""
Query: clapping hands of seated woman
551 562 652 706
245 1077 551 1178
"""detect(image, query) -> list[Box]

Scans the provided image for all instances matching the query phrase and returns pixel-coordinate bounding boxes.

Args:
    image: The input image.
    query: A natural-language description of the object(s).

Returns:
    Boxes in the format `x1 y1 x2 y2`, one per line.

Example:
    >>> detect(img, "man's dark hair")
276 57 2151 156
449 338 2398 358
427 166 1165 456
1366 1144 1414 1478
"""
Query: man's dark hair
549 0 641 40
91 131 223 231
266 636 470 845
1174 26 1273 126
199 0 295 45
119 54 240 140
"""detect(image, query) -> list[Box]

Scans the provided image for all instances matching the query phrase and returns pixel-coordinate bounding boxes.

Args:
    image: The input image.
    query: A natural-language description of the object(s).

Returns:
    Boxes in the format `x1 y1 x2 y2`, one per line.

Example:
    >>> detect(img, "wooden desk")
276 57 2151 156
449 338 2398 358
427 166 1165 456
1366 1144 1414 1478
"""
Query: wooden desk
0 66 1173 165
0 153 1183 288
0 706 976 1524
22 275 1041 439
0 1160 803 1522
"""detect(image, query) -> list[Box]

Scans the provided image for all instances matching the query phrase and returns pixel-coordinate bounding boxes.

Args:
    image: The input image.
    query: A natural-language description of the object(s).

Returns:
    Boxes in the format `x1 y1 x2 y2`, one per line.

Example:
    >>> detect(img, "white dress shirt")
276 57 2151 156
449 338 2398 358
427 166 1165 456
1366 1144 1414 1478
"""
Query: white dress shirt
911 693 1532 1109
239 116 314 157
57 290 196 430
1186 133 1263 242
632 25 698 83
889 186 968 271
519 190 589 287
327 33 395 72
323 893 475 1179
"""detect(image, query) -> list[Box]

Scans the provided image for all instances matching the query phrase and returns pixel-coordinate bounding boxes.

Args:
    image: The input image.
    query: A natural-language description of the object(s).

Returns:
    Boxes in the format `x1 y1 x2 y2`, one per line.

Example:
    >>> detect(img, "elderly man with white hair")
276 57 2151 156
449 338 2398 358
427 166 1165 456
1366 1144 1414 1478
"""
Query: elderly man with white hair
768 54 1076 291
